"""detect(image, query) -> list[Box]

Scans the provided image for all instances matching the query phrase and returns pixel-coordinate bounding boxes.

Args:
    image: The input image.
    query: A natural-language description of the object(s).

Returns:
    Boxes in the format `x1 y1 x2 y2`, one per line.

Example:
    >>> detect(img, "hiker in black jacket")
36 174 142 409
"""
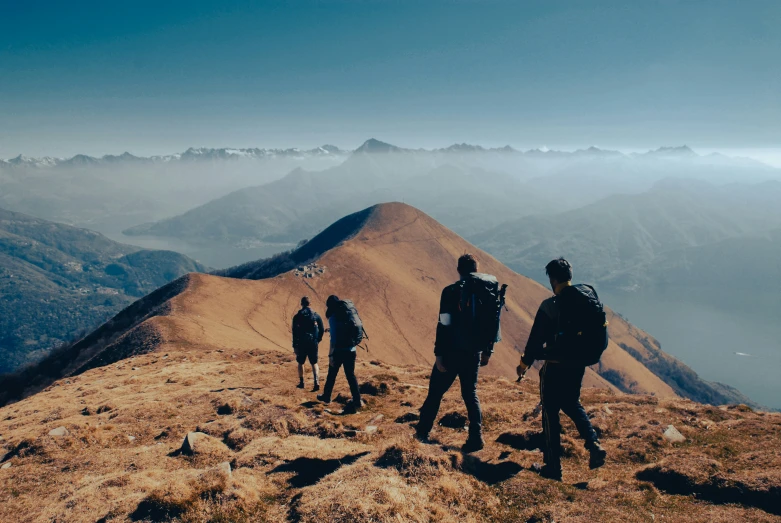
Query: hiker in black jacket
292 296 324 391
517 258 607 481
416 253 503 453
317 295 364 413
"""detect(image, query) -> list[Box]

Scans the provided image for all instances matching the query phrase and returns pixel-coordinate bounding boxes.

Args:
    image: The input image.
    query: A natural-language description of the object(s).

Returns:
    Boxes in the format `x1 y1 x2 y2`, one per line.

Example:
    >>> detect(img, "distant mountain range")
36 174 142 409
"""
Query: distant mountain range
2 140 771 169
122 153 553 244
472 178 781 293
117 140 780 254
0 145 349 169
0 208 208 373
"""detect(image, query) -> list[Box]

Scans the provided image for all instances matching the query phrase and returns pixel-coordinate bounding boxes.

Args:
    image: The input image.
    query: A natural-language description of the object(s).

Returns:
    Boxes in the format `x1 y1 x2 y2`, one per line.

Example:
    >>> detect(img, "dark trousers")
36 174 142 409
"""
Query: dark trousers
418 352 482 438
321 350 361 404
540 362 599 467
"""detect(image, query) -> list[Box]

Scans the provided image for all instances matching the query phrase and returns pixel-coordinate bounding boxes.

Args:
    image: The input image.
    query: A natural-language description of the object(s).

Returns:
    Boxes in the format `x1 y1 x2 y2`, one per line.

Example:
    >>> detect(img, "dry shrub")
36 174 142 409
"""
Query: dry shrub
177 469 280 523
3 438 45 461
359 380 391 396
141 468 230 520
224 428 259 451
134 467 278 522
241 406 312 436
180 432 233 467
375 439 451 480
294 462 431 523
196 418 242 439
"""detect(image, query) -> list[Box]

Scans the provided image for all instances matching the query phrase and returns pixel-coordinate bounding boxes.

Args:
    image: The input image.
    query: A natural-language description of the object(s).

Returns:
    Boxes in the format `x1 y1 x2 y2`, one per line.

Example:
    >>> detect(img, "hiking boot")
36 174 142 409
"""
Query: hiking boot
342 400 361 414
296 382 305 389
588 442 607 469
533 463 562 482
461 435 485 453
312 384 320 392
316 394 330 404
414 429 432 444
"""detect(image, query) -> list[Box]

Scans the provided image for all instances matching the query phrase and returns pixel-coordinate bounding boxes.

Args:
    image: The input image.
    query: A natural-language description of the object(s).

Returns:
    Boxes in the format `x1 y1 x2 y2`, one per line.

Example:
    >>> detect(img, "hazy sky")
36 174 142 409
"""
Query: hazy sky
1 0 779 158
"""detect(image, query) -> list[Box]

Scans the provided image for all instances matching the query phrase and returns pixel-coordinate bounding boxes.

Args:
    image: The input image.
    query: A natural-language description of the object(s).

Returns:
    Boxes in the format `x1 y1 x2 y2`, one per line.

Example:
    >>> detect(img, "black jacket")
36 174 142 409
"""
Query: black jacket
292 307 324 349
521 295 558 366
434 277 497 357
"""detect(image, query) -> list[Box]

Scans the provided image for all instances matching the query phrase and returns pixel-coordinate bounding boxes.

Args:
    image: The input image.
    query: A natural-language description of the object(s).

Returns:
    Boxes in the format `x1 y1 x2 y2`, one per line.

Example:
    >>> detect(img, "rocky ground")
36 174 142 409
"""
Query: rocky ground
1 345 779 522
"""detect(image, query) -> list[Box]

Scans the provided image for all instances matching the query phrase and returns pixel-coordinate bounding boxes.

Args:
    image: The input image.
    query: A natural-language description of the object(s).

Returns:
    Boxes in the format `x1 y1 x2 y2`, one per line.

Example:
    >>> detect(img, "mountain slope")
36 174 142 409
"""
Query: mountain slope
0 208 208 372
6 203 705 408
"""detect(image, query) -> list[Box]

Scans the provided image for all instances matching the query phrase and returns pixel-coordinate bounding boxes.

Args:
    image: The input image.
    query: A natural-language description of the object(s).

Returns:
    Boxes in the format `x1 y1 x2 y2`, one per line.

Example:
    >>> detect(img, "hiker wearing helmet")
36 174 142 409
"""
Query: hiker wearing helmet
317 295 365 413
416 253 507 453
291 296 324 391
517 257 608 481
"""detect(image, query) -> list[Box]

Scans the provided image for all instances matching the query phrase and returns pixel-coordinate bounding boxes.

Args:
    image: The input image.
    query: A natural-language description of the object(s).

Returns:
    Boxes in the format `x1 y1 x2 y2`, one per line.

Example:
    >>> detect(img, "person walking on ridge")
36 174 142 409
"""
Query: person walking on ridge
416 253 507 453
517 257 608 481
292 296 324 391
317 295 365 413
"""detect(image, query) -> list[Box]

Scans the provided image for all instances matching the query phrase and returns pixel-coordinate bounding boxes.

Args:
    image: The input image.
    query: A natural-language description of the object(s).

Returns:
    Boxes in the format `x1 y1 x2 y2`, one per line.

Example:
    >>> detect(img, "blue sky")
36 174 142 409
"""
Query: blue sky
1 0 779 157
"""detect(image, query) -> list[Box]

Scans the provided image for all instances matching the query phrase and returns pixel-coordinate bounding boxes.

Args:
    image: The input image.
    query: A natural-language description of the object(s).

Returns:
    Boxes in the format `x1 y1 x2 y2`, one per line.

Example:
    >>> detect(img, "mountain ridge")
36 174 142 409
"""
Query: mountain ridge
4 203 753 409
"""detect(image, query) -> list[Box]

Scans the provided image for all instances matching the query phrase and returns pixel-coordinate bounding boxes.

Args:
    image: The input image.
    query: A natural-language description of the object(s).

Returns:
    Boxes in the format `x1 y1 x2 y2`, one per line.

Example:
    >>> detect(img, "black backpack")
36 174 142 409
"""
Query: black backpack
455 273 508 351
331 299 367 348
555 284 609 366
293 308 320 348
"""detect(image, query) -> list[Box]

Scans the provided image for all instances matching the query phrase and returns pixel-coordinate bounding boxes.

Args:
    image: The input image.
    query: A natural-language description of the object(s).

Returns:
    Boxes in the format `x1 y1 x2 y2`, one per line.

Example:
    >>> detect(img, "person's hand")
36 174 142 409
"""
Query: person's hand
435 356 448 373
480 352 491 367
516 360 529 380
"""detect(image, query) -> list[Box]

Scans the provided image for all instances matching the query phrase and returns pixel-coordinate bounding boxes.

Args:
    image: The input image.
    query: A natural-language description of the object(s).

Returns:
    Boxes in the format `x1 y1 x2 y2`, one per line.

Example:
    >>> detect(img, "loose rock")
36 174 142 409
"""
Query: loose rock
49 426 69 437
217 461 232 477
663 425 686 444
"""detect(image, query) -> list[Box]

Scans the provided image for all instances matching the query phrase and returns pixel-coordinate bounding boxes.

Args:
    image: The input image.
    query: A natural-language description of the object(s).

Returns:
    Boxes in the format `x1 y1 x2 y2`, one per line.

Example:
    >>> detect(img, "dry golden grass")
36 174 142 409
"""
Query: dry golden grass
1 345 780 522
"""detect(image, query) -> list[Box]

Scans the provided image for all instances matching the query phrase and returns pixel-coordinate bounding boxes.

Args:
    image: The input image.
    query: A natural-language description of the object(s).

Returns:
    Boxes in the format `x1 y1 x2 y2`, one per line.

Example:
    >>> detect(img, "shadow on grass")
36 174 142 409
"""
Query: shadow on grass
461 455 523 485
269 452 370 488
496 431 544 451
129 500 183 522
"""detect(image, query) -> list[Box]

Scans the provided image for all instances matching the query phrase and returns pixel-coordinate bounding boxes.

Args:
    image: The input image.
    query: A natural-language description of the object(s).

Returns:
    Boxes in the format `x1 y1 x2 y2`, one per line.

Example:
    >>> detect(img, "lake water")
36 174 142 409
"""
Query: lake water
601 290 781 410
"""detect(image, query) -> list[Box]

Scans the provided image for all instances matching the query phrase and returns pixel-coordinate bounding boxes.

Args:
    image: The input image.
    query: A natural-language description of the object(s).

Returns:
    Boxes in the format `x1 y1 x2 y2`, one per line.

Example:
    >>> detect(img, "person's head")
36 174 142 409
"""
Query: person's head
301 296 310 308
545 257 573 294
326 295 340 308
457 253 478 279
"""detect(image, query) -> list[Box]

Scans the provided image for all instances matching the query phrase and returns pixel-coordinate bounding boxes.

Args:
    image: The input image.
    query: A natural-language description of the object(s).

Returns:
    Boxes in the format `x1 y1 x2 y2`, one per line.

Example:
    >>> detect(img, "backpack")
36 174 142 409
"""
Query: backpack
455 273 508 352
555 284 609 366
331 299 367 349
293 308 320 349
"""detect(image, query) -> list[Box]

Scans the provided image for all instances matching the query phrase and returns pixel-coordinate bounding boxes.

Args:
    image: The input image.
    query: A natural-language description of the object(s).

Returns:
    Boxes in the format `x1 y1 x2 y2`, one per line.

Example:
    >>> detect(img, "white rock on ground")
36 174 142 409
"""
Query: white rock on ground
48 426 69 437
663 425 686 444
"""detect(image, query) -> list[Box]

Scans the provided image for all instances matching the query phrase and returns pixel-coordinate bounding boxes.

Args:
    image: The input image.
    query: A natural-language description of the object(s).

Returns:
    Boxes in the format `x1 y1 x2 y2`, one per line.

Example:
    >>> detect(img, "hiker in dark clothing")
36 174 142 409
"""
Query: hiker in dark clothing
517 257 607 481
292 296 324 391
317 295 364 413
416 253 505 453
